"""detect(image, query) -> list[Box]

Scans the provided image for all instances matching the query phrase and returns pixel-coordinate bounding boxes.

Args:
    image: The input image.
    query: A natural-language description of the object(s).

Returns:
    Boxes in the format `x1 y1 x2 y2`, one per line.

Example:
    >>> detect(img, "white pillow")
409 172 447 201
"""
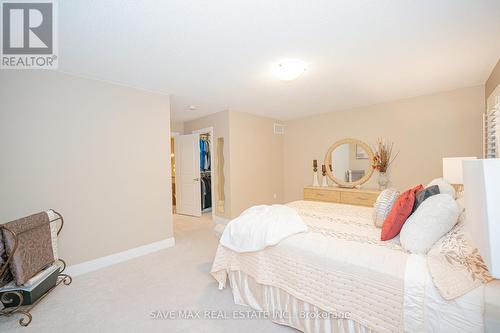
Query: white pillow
426 178 456 199
372 188 399 228
400 194 459 254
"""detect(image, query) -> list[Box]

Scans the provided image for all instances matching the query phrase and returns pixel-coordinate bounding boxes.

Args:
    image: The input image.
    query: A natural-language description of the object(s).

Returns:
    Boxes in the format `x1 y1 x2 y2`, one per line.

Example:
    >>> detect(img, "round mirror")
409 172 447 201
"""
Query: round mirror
324 138 374 188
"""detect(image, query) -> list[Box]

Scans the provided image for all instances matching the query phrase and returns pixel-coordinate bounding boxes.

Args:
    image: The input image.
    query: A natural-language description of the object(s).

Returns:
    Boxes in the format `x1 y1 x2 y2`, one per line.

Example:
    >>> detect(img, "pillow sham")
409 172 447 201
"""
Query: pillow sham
400 194 459 254
412 185 440 213
426 178 455 199
373 188 400 228
427 223 492 300
381 184 423 241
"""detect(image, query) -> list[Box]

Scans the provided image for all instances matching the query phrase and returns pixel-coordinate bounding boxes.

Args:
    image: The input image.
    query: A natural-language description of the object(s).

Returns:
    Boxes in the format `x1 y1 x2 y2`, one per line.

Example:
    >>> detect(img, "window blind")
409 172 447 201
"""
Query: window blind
484 96 499 158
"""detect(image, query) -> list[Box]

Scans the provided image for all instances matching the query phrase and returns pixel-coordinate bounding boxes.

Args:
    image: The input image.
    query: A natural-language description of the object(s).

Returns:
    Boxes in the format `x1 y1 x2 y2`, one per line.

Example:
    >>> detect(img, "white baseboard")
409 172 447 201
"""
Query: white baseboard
66 237 175 277
213 216 230 225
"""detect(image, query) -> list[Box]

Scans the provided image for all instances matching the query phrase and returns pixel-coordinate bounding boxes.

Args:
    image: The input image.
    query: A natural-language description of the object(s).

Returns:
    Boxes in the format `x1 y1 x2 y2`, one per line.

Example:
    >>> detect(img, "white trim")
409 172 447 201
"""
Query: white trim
192 127 216 220
213 216 230 225
66 237 175 277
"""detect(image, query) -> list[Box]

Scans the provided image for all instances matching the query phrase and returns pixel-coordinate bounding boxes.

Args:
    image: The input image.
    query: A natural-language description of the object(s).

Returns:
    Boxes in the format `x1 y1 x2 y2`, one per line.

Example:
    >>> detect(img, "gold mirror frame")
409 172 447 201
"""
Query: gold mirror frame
324 138 374 188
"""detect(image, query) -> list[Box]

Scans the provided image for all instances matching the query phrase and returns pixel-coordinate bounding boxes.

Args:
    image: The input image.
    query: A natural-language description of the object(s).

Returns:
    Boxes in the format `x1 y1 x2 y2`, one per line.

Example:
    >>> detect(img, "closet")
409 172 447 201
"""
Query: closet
173 129 214 217
199 133 212 213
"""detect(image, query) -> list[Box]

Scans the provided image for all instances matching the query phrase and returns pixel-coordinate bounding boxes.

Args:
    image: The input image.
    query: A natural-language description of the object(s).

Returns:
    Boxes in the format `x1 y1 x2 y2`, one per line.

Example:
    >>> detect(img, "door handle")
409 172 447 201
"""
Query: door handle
193 178 200 181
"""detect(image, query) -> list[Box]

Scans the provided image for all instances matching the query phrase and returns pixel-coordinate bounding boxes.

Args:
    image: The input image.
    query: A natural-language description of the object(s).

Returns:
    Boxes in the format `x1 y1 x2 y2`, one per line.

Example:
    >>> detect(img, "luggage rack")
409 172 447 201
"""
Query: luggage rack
0 210 72 327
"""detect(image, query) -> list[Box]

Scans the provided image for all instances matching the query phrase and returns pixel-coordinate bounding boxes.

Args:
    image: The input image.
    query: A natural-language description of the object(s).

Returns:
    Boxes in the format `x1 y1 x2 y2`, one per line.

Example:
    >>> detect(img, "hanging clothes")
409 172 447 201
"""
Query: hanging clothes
199 134 212 211
204 144 210 170
200 138 206 170
201 176 206 209
199 136 211 171
200 173 212 210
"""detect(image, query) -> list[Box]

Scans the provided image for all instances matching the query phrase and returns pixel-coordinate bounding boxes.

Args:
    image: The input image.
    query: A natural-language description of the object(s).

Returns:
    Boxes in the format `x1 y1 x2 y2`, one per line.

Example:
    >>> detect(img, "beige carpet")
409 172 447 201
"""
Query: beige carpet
0 214 295 332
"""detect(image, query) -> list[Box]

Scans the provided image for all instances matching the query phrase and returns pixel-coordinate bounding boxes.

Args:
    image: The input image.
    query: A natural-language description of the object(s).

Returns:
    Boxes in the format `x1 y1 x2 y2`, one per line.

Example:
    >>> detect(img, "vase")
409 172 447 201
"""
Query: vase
378 172 389 190
321 174 329 187
312 171 320 187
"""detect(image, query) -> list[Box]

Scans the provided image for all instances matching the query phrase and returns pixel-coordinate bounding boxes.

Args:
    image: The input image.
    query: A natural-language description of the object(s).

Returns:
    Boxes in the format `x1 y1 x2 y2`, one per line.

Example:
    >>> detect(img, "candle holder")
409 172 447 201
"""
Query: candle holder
321 165 328 187
312 160 319 187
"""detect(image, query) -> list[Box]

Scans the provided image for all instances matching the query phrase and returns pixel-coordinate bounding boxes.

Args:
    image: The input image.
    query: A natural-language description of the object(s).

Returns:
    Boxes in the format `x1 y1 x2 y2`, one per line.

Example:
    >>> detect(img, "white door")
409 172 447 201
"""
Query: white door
174 134 201 217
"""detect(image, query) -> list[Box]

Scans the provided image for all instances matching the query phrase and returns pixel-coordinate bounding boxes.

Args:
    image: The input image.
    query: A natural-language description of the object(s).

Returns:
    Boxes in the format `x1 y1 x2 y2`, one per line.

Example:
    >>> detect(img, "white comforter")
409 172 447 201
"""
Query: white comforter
220 204 307 252
212 200 484 333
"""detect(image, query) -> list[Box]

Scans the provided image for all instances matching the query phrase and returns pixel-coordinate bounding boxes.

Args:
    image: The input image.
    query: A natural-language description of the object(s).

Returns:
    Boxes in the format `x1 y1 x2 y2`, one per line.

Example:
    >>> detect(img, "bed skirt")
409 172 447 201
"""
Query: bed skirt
228 270 375 333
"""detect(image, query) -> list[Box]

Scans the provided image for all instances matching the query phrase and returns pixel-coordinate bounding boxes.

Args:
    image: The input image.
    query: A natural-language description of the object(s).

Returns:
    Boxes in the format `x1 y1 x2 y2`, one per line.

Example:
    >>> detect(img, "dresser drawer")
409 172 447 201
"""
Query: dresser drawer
340 191 378 207
304 188 340 203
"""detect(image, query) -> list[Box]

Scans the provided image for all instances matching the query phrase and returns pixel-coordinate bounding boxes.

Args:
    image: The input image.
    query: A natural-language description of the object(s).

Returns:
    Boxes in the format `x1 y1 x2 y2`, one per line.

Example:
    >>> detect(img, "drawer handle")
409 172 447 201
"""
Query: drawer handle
356 196 369 200
315 193 325 197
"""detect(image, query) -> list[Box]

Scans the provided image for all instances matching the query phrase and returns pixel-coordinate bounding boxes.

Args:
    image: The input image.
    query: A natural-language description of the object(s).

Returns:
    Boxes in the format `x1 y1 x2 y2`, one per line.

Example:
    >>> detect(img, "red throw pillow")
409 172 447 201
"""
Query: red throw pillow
381 185 423 241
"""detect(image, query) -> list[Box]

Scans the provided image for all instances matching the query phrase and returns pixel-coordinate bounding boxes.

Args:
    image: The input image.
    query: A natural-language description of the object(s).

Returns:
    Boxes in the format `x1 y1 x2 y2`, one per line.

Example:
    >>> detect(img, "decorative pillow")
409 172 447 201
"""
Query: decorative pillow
426 178 456 199
381 185 423 241
372 188 400 228
400 194 459 254
412 185 440 213
2 212 55 285
427 223 492 300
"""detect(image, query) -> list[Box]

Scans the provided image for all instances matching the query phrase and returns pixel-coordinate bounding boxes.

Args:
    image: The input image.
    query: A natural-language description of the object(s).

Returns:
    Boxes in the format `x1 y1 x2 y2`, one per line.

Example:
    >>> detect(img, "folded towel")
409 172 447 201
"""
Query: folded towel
220 205 307 253
2 211 55 286
0 230 12 288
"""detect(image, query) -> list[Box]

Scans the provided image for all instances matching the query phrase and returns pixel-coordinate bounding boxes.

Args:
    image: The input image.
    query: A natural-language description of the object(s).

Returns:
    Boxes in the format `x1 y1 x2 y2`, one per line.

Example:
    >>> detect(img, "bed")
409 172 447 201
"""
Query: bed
211 200 485 333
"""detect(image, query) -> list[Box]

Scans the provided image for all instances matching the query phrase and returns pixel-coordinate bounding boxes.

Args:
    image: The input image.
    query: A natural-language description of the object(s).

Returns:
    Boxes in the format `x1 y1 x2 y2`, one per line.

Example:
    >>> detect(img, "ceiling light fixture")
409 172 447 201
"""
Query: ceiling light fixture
271 59 308 81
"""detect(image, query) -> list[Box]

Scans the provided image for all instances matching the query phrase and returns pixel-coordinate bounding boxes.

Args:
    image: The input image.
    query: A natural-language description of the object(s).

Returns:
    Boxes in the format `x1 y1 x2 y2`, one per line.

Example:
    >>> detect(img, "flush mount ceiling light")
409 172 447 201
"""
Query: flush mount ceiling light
271 59 308 81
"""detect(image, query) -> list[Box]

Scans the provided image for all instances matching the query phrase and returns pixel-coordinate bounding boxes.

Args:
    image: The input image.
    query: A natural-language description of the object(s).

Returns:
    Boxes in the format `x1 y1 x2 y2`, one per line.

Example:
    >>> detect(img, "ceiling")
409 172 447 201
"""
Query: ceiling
58 0 500 122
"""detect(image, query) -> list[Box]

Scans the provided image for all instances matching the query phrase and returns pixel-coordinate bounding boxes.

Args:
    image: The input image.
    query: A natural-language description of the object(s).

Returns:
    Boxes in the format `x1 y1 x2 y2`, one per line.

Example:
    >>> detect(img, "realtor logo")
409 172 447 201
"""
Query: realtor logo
1 0 58 69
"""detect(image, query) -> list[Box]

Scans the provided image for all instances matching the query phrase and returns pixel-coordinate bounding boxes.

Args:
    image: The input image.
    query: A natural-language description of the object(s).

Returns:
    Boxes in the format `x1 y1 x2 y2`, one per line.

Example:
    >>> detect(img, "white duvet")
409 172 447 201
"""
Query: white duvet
213 201 485 333
219 204 307 253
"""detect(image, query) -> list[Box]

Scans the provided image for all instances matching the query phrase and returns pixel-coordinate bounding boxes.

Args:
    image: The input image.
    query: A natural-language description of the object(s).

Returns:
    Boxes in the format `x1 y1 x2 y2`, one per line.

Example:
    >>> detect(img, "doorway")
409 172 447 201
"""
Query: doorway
173 127 215 219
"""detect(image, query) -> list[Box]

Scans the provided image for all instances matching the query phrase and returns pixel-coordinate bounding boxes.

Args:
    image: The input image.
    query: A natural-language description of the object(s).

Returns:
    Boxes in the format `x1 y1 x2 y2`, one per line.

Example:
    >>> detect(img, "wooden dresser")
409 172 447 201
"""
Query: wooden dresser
304 186 381 207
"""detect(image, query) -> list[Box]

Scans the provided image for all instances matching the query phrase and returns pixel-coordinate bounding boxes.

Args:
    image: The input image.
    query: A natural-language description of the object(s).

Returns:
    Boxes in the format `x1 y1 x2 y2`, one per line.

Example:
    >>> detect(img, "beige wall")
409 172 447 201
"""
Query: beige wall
486 59 500 99
184 110 232 218
228 111 284 217
171 120 184 134
0 71 173 266
283 86 485 202
184 110 284 219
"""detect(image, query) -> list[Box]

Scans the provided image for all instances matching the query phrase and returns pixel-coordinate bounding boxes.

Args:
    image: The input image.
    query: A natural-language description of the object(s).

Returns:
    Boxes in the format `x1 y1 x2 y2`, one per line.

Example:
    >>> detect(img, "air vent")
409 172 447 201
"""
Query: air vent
274 123 285 135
